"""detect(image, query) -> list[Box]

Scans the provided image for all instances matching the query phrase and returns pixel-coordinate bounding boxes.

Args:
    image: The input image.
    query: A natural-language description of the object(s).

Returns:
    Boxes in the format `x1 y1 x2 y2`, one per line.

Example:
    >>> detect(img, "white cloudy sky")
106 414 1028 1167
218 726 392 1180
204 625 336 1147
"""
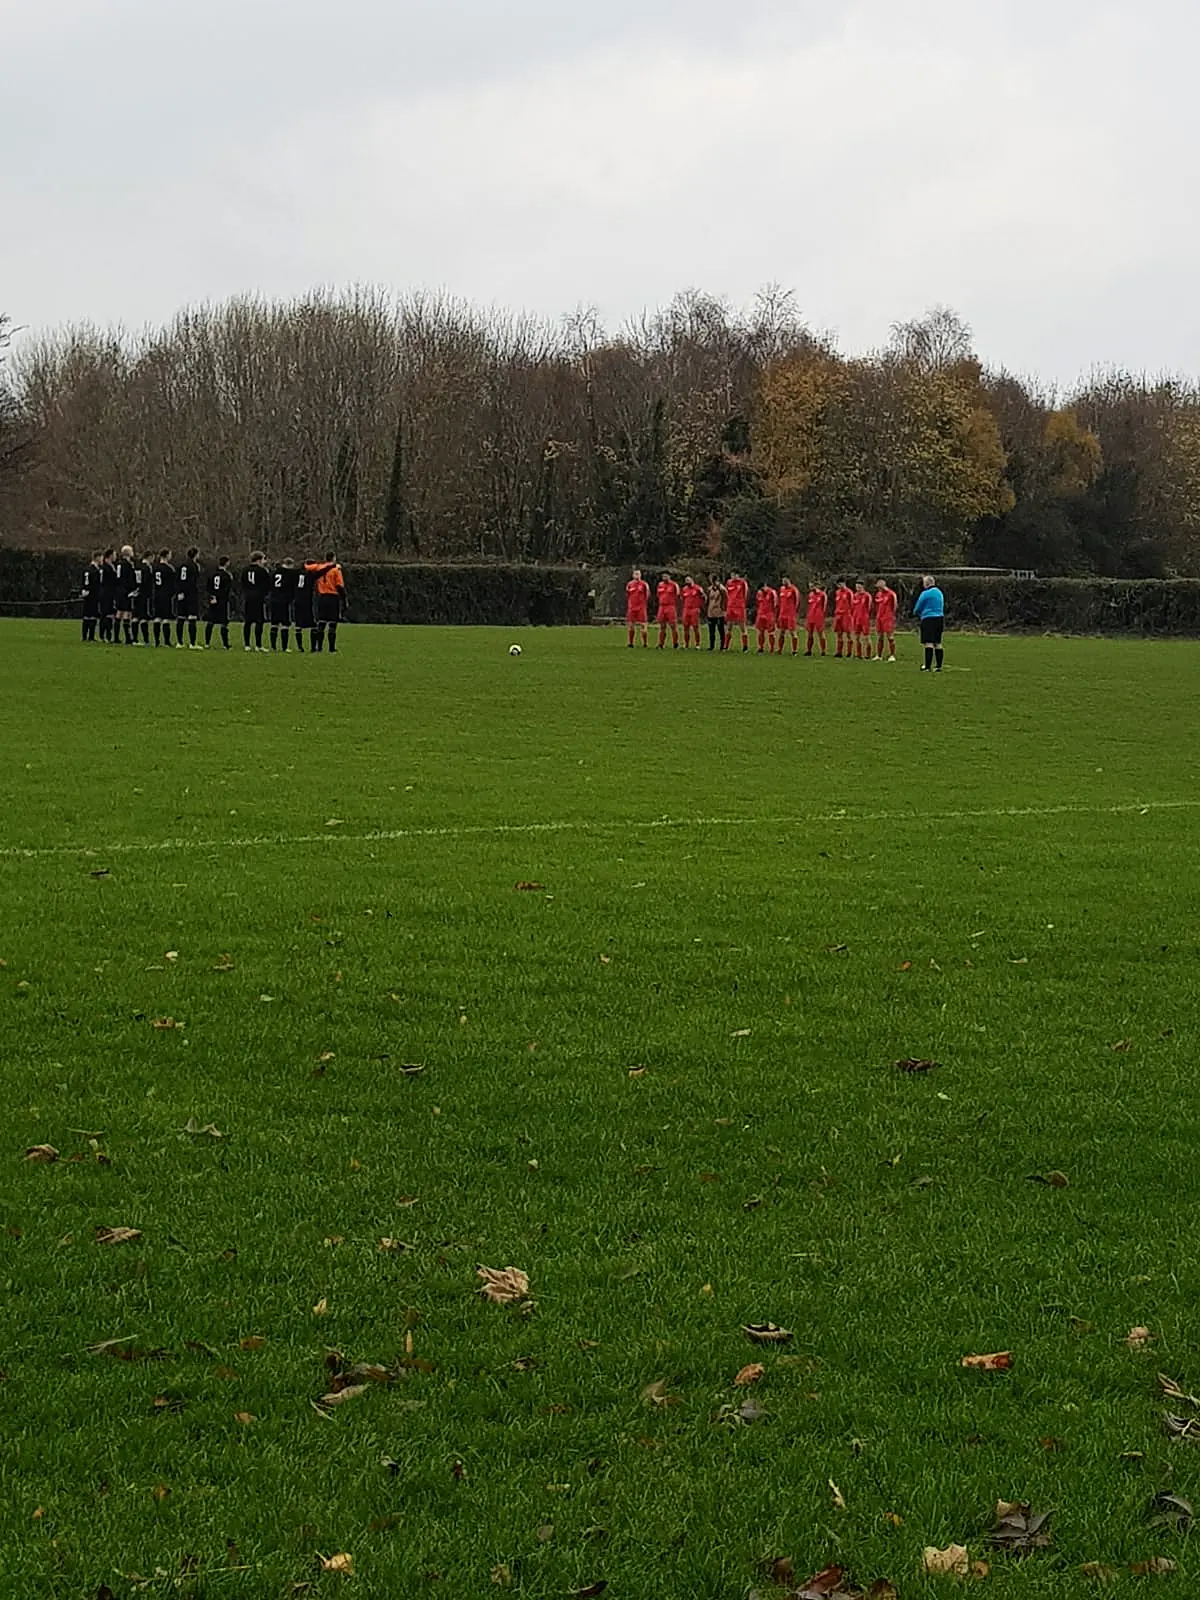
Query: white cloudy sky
5 0 1200 384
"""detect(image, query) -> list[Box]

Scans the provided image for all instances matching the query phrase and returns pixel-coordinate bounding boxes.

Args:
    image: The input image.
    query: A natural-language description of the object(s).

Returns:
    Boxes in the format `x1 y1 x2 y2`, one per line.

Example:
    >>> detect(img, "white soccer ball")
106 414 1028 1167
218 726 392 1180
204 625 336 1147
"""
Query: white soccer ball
509 643 522 656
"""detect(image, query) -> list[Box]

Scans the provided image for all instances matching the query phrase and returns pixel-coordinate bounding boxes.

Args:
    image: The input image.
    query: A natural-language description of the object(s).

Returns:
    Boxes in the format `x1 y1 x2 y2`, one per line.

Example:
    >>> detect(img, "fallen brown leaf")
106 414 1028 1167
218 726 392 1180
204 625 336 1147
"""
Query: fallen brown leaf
378 1238 410 1253
1082 1564 1118 1582
312 1297 329 1316
1147 1491 1192 1532
1163 1412 1200 1441
152 1483 170 1502
491 1564 513 1587
829 1478 847 1511
1112 1038 1132 1052
316 1384 368 1409
514 881 544 892
923 1544 970 1576
734 1363 765 1387
1027 1170 1070 1187
239 1336 267 1350
234 1411 256 1425
961 1351 1013 1371
743 1322 793 1345
151 1017 178 1030
1126 1326 1155 1349
24 1144 58 1162
989 1501 1053 1554
95 1226 142 1246
477 1265 530 1305
1130 1557 1176 1575
895 1057 939 1073
568 1586 607 1598
642 1379 679 1408
898 961 913 971
1158 1371 1200 1407
183 1118 223 1139
320 1552 354 1575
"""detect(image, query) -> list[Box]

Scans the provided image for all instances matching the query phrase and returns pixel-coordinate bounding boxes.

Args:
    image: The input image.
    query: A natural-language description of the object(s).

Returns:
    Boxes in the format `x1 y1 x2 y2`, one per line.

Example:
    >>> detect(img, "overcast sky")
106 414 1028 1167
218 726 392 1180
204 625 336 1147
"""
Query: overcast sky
6 0 1200 386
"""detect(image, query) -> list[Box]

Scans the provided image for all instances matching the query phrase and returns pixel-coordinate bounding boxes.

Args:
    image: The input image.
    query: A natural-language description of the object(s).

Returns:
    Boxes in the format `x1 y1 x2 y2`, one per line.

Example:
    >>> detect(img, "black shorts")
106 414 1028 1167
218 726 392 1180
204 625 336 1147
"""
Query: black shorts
177 590 200 619
244 600 266 624
133 592 151 620
82 597 100 620
294 605 314 628
154 597 175 621
919 617 944 646
316 594 341 623
208 601 230 625
269 601 292 625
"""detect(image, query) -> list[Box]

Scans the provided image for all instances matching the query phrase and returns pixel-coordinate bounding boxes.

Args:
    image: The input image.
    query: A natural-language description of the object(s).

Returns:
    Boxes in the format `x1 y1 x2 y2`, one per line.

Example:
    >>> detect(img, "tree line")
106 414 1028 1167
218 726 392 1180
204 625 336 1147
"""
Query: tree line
2 290 1199 578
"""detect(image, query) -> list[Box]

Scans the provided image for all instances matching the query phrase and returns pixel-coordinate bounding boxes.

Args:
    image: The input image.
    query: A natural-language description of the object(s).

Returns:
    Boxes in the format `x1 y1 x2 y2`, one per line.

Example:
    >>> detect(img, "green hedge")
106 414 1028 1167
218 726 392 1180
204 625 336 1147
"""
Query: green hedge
0 549 593 626
892 575 1200 636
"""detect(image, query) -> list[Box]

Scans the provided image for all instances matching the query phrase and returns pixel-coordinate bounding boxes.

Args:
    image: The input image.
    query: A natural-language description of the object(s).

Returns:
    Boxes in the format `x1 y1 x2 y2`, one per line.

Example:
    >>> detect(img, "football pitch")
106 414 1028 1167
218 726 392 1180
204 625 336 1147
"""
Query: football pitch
6 621 1200 1599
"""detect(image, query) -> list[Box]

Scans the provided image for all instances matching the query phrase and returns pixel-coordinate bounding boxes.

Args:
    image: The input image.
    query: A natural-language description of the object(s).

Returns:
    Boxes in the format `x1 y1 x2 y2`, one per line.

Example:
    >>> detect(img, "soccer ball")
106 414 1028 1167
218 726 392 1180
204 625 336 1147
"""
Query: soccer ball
509 644 522 656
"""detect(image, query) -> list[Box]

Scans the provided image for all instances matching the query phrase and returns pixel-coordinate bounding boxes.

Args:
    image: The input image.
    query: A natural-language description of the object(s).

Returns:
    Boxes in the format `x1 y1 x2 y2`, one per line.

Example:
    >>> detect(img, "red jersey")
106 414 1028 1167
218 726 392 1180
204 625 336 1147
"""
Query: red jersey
726 576 749 621
777 582 800 626
656 579 680 618
681 581 705 621
806 587 827 625
755 586 778 628
851 590 873 630
874 586 897 631
626 577 649 618
833 587 854 627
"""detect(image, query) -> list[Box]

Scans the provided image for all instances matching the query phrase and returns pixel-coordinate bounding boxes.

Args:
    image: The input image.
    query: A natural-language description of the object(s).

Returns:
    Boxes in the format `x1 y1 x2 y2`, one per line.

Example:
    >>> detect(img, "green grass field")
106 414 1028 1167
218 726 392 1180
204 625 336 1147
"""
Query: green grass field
5 621 1200 1599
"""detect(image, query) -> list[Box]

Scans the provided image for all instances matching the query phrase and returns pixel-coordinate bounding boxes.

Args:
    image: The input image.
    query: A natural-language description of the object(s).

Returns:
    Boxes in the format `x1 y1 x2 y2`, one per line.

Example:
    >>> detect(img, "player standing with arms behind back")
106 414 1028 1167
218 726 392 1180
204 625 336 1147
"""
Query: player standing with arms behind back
152 549 176 647
851 581 873 660
269 559 298 651
724 571 749 652
175 547 203 648
625 567 649 648
873 578 898 661
242 552 270 651
832 580 853 658
206 557 233 649
914 574 946 672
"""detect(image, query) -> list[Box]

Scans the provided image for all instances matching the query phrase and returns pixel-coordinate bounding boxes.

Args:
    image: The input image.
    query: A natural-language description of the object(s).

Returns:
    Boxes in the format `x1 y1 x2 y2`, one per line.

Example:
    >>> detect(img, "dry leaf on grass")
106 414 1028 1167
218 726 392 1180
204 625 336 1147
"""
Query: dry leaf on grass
1027 1170 1069 1187
239 1335 267 1350
1126 1326 1155 1349
151 1017 178 1030
233 1411 256 1425
734 1363 765 1386
568 1585 607 1598
1082 1564 1118 1582
183 1118 223 1139
791 1565 896 1599
95 1226 141 1246
989 1501 1053 1553
1158 1372 1200 1408
1163 1412 1200 1441
743 1322 793 1345
961 1351 1013 1371
1130 1557 1177 1575
514 881 544 892
895 1056 939 1072
312 1298 329 1316
24 1144 58 1162
829 1478 847 1510
923 1544 970 1577
477 1265 530 1305
1147 1492 1192 1532
642 1379 679 1408
319 1552 354 1575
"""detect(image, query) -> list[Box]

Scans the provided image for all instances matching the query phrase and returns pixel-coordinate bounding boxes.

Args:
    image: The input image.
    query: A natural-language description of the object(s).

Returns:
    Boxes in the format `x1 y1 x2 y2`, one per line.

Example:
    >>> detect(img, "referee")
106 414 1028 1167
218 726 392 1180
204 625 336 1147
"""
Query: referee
914 574 945 672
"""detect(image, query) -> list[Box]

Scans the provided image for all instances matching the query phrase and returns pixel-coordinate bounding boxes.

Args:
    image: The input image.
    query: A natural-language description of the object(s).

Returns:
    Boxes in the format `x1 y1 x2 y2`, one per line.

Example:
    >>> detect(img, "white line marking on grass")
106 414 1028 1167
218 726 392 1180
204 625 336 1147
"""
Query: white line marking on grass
1 799 1198 863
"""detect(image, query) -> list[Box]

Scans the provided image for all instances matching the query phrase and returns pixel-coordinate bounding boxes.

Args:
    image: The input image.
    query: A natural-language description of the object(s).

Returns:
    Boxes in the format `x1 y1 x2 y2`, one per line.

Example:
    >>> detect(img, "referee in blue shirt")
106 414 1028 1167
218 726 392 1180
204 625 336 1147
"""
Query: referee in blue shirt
913 575 945 672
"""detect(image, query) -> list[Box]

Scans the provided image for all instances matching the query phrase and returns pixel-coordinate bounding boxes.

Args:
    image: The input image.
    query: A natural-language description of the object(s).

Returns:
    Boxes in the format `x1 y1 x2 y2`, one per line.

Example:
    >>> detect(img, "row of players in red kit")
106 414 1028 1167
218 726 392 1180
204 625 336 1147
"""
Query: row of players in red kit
624 572 900 660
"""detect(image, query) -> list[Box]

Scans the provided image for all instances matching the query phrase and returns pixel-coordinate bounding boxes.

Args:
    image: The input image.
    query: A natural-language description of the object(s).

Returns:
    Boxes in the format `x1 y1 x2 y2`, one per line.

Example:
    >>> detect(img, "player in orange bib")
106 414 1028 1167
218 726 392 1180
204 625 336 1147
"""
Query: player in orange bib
724 572 750 651
873 578 898 660
656 576 681 649
776 577 800 655
680 576 705 649
625 568 650 647
805 583 828 655
851 581 873 659
832 581 853 657
755 584 778 653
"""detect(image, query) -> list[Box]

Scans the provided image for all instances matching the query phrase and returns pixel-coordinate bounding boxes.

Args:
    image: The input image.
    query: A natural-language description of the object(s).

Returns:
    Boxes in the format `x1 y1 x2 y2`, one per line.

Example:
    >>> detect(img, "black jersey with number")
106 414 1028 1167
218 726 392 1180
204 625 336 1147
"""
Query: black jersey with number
131 560 152 613
81 563 102 615
99 561 118 610
242 564 270 610
269 566 298 612
152 562 177 616
209 568 232 612
112 556 137 604
176 560 201 604
293 566 314 620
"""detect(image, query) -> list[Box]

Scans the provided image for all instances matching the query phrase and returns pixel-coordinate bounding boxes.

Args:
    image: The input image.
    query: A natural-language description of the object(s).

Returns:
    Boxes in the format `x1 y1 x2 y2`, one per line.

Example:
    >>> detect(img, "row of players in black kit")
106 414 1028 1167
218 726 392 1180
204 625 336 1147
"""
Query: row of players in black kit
80 547 348 652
